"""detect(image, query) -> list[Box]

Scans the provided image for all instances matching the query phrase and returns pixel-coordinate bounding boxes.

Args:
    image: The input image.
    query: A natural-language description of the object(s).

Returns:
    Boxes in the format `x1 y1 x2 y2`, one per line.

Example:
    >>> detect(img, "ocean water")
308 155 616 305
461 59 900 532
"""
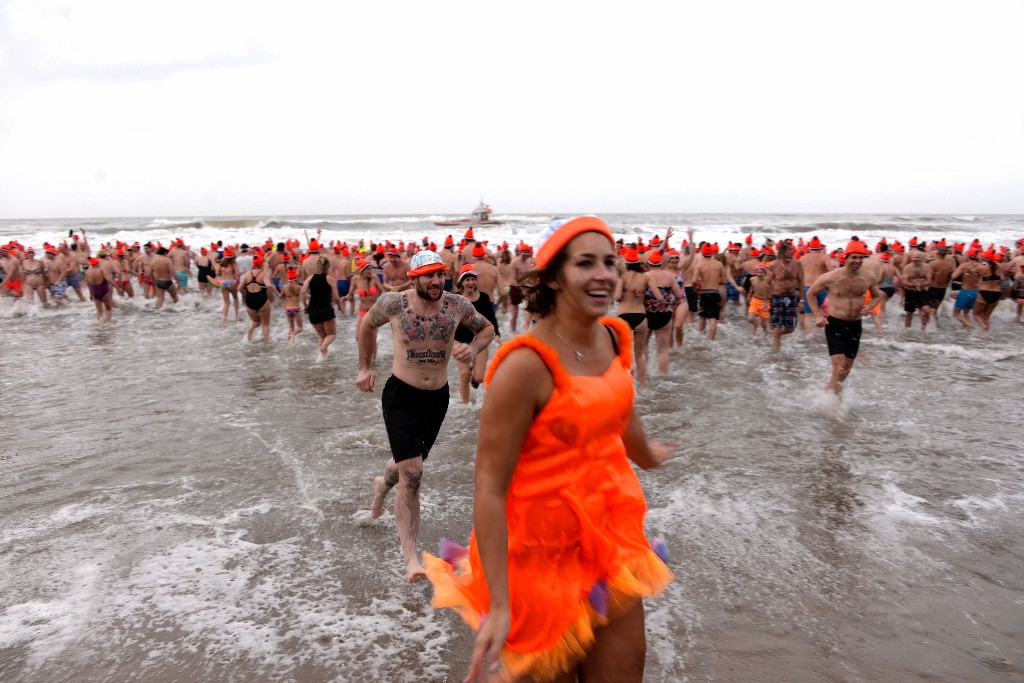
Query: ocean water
1 213 1023 682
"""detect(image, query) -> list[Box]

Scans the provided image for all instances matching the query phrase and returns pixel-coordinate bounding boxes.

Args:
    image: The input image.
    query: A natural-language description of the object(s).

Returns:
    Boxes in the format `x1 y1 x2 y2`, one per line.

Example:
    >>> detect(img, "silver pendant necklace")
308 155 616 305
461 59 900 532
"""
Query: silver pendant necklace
551 327 585 362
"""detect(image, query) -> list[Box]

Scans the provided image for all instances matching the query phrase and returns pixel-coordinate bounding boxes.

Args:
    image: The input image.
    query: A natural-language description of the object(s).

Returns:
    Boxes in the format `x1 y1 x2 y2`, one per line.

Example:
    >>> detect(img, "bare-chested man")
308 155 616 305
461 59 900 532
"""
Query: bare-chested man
807 242 887 395
356 250 495 582
43 246 71 306
135 244 156 299
766 241 802 351
692 243 739 341
170 240 193 293
900 250 931 329
0 246 24 298
382 249 413 292
332 246 354 315
150 247 180 309
439 237 458 292
949 250 982 330
467 242 499 305
925 245 955 319
508 245 535 332
724 243 746 307
799 237 831 333
64 242 88 302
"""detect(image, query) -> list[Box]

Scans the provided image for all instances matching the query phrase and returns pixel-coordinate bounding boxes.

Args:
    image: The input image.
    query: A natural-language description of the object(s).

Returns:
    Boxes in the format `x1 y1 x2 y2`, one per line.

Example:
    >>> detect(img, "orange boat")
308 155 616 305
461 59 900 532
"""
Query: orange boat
433 200 503 227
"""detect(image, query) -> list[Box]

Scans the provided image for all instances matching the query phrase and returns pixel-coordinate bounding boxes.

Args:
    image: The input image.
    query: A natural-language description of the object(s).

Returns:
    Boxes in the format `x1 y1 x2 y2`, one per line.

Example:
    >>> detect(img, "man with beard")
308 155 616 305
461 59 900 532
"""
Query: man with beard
356 250 495 582
806 241 887 395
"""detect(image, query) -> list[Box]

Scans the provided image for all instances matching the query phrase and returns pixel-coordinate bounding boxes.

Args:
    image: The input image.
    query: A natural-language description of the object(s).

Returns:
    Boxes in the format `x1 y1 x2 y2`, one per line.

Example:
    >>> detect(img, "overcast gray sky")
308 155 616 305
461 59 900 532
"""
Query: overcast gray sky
1 0 1022 218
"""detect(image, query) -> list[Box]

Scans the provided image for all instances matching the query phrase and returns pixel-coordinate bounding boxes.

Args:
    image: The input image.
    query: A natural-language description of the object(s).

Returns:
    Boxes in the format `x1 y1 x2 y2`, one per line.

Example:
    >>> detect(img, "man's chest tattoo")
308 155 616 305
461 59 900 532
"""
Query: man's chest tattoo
398 297 458 342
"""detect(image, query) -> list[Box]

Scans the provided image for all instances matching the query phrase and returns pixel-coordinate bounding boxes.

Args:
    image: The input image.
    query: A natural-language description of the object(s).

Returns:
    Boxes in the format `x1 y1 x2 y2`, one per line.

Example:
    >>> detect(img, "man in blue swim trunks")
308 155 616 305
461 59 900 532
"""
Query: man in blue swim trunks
949 251 982 331
799 237 831 334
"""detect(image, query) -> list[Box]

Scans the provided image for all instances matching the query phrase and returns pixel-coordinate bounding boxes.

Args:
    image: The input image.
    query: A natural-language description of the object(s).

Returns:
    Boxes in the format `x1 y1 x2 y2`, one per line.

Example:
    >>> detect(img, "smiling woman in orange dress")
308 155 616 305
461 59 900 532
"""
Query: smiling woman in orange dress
424 216 674 683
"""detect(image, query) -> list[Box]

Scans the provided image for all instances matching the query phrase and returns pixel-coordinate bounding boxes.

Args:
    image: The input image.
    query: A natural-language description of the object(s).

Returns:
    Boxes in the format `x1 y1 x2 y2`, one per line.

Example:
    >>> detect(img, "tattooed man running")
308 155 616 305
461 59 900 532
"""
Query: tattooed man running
356 250 495 582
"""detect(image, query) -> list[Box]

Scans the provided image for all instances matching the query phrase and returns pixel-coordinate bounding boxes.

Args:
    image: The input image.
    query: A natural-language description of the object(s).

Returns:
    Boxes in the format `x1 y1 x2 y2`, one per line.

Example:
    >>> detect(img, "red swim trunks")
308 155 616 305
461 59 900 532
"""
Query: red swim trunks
3 279 23 297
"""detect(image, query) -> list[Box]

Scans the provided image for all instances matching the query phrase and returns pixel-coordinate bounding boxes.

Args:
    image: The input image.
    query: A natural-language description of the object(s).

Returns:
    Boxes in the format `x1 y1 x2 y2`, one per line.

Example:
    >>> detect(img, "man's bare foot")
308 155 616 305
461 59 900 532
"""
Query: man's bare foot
406 560 427 583
370 476 389 519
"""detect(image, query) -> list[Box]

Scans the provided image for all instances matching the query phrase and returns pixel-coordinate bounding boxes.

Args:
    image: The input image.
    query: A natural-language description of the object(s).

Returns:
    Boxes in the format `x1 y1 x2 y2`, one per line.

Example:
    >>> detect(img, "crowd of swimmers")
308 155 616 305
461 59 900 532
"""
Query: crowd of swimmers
2 227 1022 376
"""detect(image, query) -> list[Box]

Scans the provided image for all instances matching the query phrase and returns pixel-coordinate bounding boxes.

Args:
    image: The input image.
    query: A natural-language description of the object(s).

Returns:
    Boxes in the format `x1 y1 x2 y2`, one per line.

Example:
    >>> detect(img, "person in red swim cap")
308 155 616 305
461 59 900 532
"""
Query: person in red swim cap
805 240 887 395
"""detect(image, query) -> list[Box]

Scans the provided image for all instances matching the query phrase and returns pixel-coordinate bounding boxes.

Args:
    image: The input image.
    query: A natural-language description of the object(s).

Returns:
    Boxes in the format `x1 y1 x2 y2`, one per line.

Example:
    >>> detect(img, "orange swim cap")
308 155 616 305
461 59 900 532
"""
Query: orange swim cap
535 216 614 269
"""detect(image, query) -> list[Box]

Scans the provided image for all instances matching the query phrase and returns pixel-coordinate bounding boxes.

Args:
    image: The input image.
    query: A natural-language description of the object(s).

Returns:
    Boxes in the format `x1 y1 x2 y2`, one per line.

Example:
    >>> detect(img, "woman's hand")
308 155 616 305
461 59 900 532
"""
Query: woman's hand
465 608 510 683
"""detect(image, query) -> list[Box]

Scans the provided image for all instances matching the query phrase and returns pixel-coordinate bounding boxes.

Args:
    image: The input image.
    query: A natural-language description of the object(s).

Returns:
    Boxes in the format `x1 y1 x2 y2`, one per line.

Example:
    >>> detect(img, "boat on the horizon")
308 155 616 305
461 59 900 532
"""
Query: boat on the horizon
433 200 503 227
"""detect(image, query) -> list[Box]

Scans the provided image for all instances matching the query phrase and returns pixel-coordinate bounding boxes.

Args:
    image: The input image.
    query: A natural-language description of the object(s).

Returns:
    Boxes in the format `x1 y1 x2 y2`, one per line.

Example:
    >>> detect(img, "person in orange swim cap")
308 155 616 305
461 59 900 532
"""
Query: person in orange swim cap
422 214 673 683
805 241 887 395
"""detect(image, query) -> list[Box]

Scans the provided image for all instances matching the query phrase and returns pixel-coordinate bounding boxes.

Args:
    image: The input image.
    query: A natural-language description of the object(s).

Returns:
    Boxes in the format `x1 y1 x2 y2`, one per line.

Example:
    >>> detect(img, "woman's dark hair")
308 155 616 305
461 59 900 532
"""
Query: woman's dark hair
522 250 571 317
626 262 644 273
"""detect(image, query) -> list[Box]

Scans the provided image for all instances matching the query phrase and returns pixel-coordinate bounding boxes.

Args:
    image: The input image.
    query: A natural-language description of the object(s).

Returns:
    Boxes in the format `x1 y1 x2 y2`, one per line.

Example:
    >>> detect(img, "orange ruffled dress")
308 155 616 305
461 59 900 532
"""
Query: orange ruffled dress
423 316 672 681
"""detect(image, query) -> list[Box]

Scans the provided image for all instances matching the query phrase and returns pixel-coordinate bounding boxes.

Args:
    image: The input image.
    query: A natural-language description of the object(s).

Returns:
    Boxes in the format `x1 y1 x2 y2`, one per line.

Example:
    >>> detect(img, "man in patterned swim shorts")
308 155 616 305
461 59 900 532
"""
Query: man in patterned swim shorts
766 241 802 351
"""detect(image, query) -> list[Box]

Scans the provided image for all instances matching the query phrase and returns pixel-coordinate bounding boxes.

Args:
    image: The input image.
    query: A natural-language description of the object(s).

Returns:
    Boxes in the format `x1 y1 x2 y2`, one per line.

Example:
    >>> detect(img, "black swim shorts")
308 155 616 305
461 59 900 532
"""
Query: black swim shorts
381 375 450 462
684 286 698 312
698 291 722 319
903 289 930 313
824 316 862 360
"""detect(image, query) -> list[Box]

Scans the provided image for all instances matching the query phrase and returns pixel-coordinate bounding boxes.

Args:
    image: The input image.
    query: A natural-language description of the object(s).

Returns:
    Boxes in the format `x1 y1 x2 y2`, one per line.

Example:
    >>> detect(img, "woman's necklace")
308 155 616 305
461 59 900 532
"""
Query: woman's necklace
551 327 585 362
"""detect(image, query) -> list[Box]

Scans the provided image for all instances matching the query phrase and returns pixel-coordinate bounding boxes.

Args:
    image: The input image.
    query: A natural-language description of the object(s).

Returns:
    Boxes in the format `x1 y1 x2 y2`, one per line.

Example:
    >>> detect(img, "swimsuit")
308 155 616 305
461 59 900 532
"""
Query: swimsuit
698 291 722 319
243 276 269 310
617 312 647 330
979 290 1001 305
683 285 699 312
381 375 449 463
196 261 216 283
337 280 351 298
306 273 336 325
455 292 499 344
154 279 172 291
770 294 798 329
954 289 978 310
802 285 828 314
903 289 930 313
3 279 23 297
176 272 188 289
725 279 740 301
825 316 862 359
423 318 671 681
89 281 109 300
356 286 379 297
285 306 300 317
748 296 770 319
50 278 69 297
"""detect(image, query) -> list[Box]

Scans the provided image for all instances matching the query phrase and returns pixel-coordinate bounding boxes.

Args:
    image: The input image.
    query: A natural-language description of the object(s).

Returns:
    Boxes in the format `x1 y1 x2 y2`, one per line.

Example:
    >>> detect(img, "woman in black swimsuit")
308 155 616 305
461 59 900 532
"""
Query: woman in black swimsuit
454 264 501 403
299 255 341 358
239 254 276 341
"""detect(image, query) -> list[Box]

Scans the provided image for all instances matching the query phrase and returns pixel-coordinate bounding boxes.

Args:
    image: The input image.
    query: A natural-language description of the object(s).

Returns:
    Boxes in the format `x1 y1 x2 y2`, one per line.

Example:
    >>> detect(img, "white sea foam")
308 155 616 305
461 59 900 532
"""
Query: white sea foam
862 337 1022 362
